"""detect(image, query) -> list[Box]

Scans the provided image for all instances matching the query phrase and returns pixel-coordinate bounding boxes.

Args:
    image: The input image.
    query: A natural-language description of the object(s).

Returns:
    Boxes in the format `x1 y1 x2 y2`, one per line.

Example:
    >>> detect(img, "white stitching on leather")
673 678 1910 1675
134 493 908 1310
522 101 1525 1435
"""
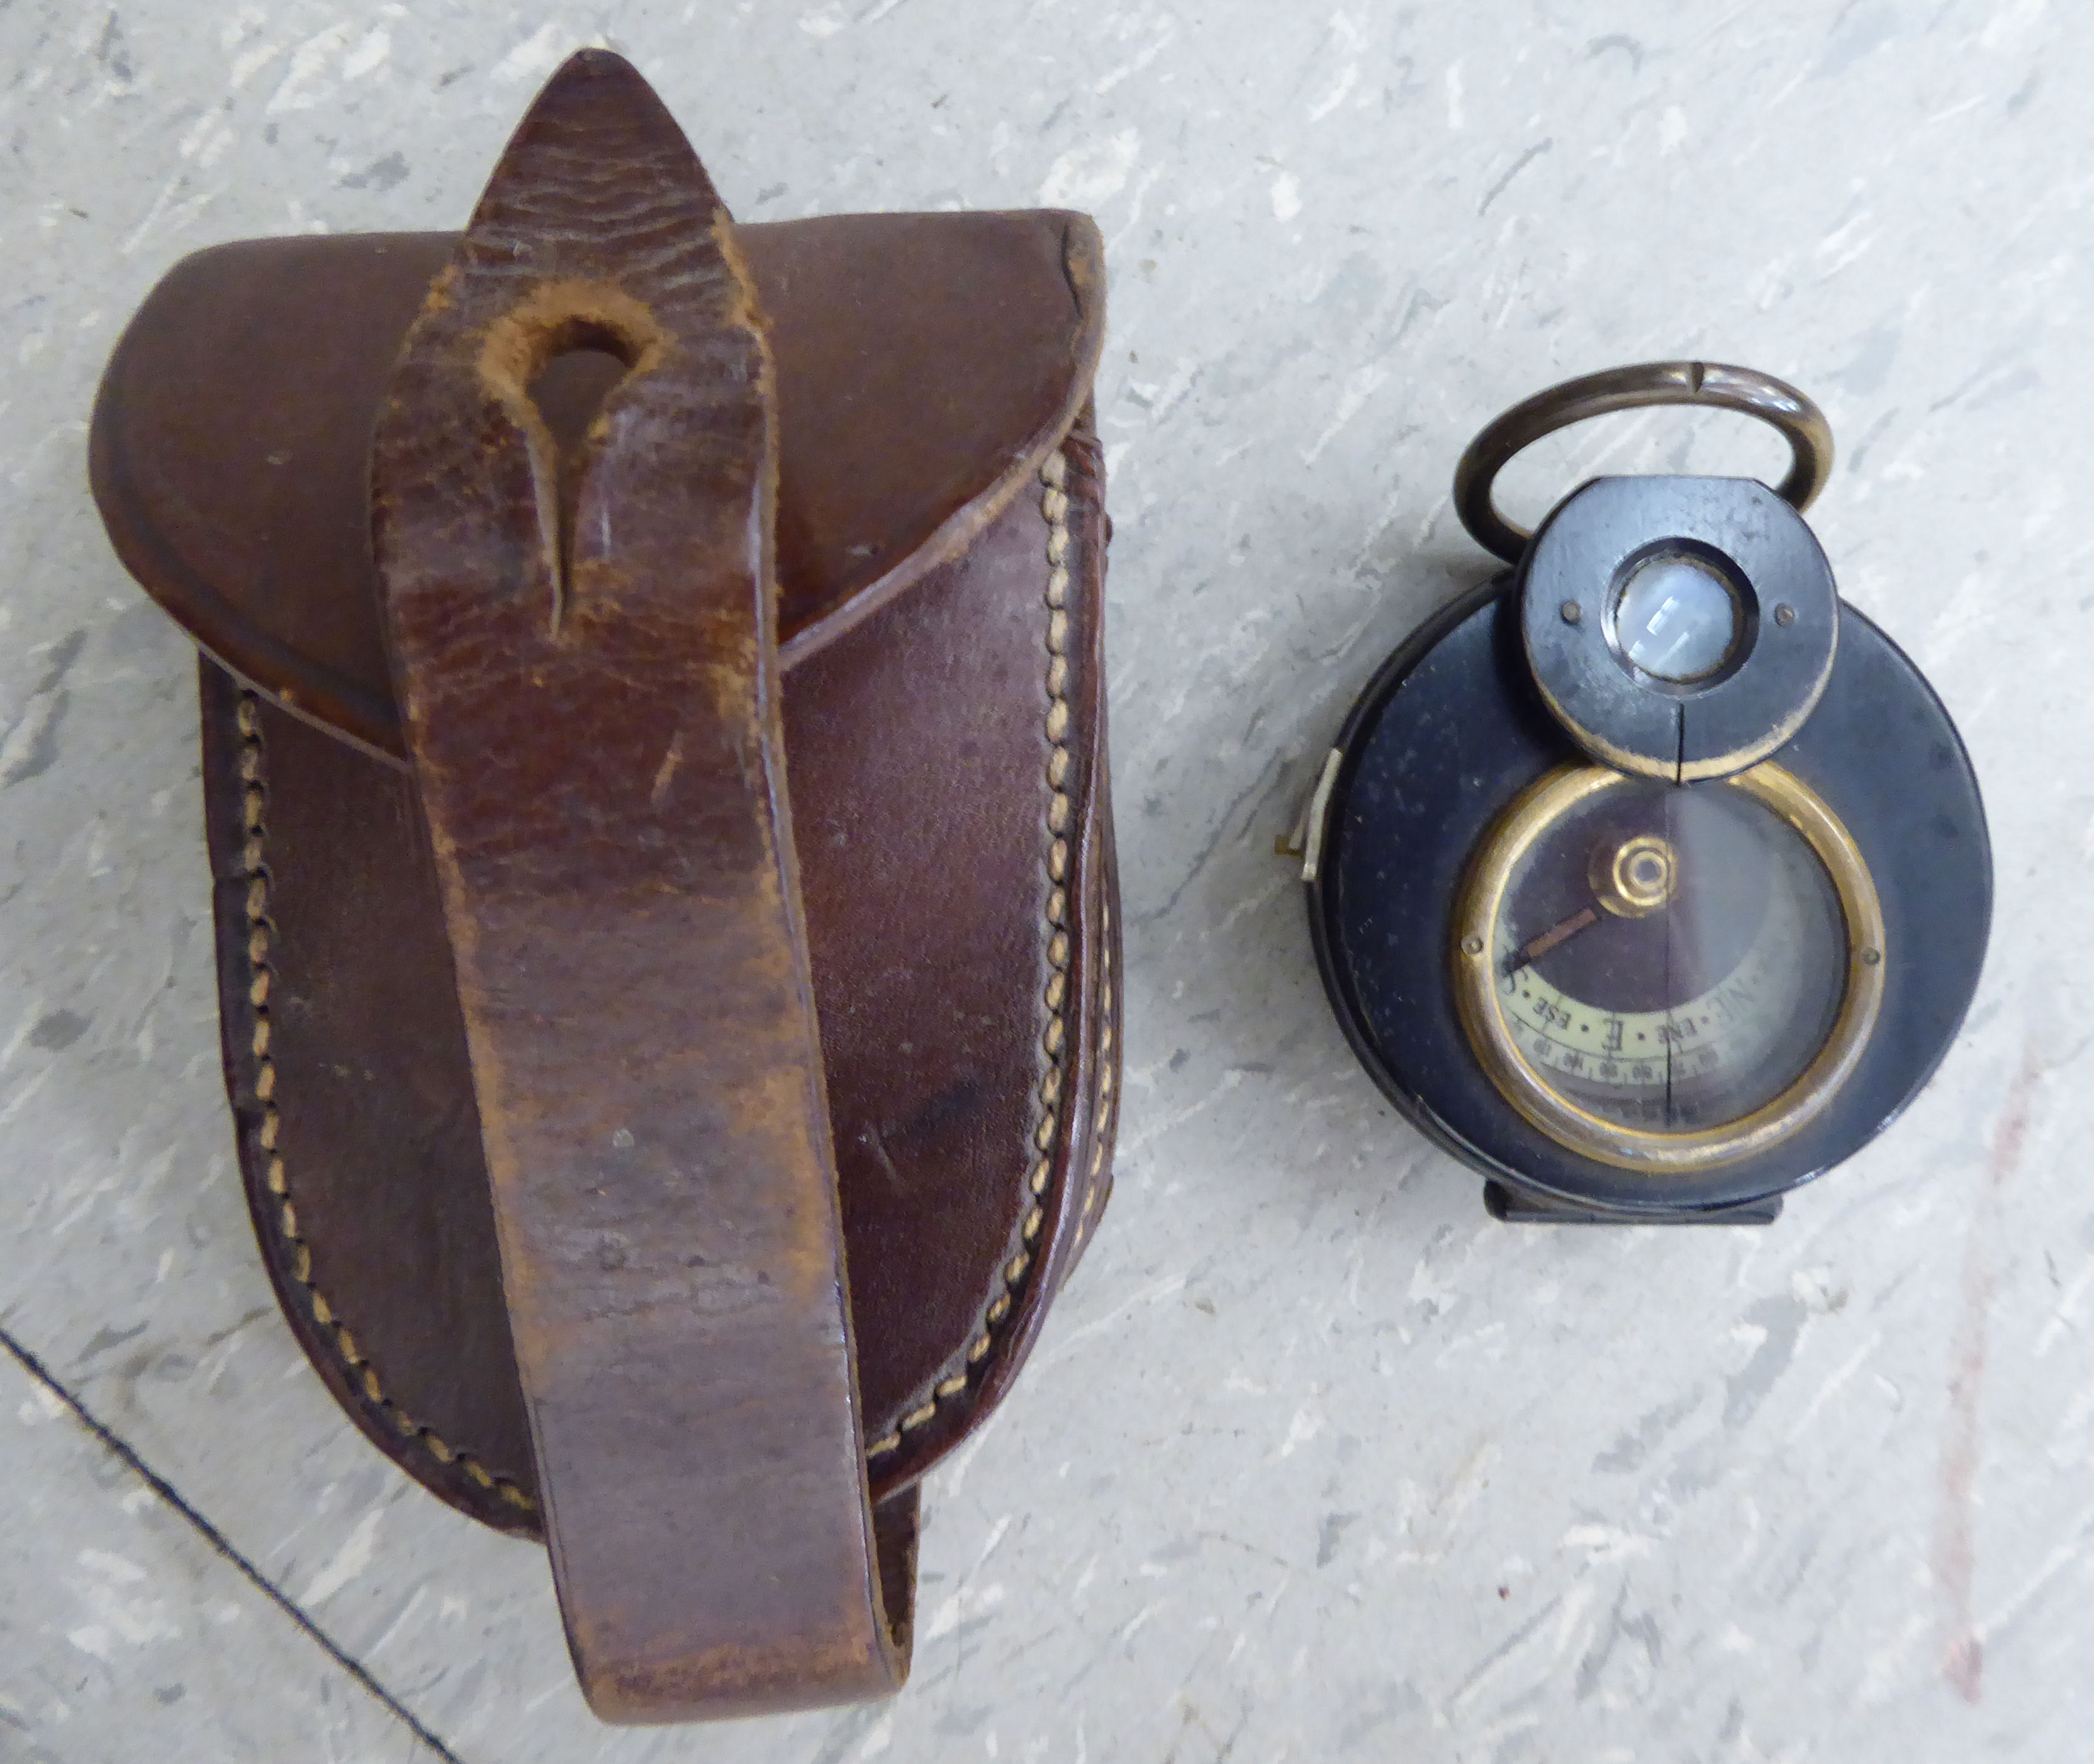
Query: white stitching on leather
236 693 537 1516
866 447 1079 1463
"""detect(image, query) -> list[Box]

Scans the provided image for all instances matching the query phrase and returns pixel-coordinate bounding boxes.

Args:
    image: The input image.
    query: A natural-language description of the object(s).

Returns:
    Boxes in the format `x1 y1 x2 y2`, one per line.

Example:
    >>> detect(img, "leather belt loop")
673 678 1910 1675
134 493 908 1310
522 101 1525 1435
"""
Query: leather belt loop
371 50 905 1720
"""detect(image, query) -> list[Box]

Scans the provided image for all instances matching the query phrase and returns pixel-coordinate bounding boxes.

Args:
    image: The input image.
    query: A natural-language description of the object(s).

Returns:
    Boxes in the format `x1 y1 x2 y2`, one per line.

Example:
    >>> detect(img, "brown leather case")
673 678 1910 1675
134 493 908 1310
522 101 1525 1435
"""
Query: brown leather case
88 50 1118 1723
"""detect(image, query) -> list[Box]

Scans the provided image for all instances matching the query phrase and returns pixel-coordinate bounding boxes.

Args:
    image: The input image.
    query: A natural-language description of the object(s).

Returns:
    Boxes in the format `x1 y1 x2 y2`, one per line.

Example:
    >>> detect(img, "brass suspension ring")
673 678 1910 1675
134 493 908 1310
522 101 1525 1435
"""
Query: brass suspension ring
1452 361 1835 564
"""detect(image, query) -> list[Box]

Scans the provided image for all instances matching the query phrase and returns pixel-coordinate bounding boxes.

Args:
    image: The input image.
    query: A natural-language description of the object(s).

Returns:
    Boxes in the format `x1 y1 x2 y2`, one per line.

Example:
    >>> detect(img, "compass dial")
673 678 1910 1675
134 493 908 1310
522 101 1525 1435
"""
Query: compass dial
1453 763 1884 1173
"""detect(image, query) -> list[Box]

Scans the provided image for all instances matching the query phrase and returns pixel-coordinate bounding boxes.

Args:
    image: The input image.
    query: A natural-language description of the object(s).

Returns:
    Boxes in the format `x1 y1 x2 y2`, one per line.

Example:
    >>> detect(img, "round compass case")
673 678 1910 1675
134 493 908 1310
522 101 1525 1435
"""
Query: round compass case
1305 364 1991 1224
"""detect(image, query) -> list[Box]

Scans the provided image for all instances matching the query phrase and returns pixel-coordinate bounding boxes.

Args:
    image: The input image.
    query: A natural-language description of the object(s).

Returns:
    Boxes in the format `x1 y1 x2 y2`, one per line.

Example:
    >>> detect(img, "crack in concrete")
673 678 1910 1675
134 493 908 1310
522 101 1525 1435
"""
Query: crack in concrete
0 1320 461 1763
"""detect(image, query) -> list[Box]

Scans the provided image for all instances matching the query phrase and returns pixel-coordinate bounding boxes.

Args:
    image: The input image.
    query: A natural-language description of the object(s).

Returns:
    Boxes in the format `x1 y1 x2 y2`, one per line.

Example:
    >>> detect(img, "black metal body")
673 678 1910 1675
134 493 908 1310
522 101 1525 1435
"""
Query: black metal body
1308 572 1990 1222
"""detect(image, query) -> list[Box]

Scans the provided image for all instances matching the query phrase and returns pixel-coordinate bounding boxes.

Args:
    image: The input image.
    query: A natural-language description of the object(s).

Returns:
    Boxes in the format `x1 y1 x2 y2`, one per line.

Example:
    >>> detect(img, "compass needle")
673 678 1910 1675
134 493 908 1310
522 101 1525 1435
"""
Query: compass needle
1507 903 1599 973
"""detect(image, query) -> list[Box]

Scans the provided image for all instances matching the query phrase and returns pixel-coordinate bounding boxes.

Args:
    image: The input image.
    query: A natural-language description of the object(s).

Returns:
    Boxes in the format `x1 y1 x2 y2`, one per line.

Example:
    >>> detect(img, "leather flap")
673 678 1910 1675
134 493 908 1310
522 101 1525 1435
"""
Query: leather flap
91 209 1105 762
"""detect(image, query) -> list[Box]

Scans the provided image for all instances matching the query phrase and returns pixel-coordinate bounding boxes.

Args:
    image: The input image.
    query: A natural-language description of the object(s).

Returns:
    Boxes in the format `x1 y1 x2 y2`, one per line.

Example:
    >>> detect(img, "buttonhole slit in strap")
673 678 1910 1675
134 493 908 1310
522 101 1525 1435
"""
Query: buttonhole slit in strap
524 325 637 637
477 286 664 639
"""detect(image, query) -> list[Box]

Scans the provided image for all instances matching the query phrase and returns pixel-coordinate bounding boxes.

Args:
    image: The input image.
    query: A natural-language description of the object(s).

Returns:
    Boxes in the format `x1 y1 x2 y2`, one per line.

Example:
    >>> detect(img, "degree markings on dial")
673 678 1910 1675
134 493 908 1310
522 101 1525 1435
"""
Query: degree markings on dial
1496 929 1794 1096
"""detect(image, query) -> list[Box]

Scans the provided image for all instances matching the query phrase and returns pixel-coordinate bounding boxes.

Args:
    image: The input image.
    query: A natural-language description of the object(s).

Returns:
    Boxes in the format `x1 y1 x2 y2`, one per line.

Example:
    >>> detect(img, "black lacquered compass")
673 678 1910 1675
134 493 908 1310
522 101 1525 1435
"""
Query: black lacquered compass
1301 364 1991 1223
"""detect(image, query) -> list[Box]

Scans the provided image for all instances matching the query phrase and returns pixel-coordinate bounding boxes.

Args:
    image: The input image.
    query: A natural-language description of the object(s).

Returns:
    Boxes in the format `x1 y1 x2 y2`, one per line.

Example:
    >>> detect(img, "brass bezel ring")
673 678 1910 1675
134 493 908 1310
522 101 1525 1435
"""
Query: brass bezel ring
1452 762 1884 1175
1453 362 1835 564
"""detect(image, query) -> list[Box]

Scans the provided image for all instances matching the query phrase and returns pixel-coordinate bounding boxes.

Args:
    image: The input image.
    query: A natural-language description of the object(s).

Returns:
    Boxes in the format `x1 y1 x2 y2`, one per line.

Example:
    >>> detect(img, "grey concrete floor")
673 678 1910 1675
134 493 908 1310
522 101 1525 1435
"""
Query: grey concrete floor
3 2 2088 1759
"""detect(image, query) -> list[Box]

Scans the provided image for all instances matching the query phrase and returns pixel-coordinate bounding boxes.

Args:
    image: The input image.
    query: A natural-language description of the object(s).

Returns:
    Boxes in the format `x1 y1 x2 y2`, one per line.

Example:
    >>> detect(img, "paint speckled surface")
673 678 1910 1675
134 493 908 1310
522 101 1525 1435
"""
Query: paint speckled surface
3 3 2089 1758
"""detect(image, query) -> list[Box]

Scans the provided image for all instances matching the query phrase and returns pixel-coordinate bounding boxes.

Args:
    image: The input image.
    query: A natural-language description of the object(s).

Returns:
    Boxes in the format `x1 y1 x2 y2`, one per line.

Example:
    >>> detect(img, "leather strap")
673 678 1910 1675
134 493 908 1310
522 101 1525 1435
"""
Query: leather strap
372 50 904 1720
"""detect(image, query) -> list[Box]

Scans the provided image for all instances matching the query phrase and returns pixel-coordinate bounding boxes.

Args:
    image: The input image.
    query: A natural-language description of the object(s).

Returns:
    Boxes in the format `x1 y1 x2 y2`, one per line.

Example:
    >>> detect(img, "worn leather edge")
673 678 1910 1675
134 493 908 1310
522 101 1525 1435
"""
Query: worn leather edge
92 366 404 768
776 217 1105 673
